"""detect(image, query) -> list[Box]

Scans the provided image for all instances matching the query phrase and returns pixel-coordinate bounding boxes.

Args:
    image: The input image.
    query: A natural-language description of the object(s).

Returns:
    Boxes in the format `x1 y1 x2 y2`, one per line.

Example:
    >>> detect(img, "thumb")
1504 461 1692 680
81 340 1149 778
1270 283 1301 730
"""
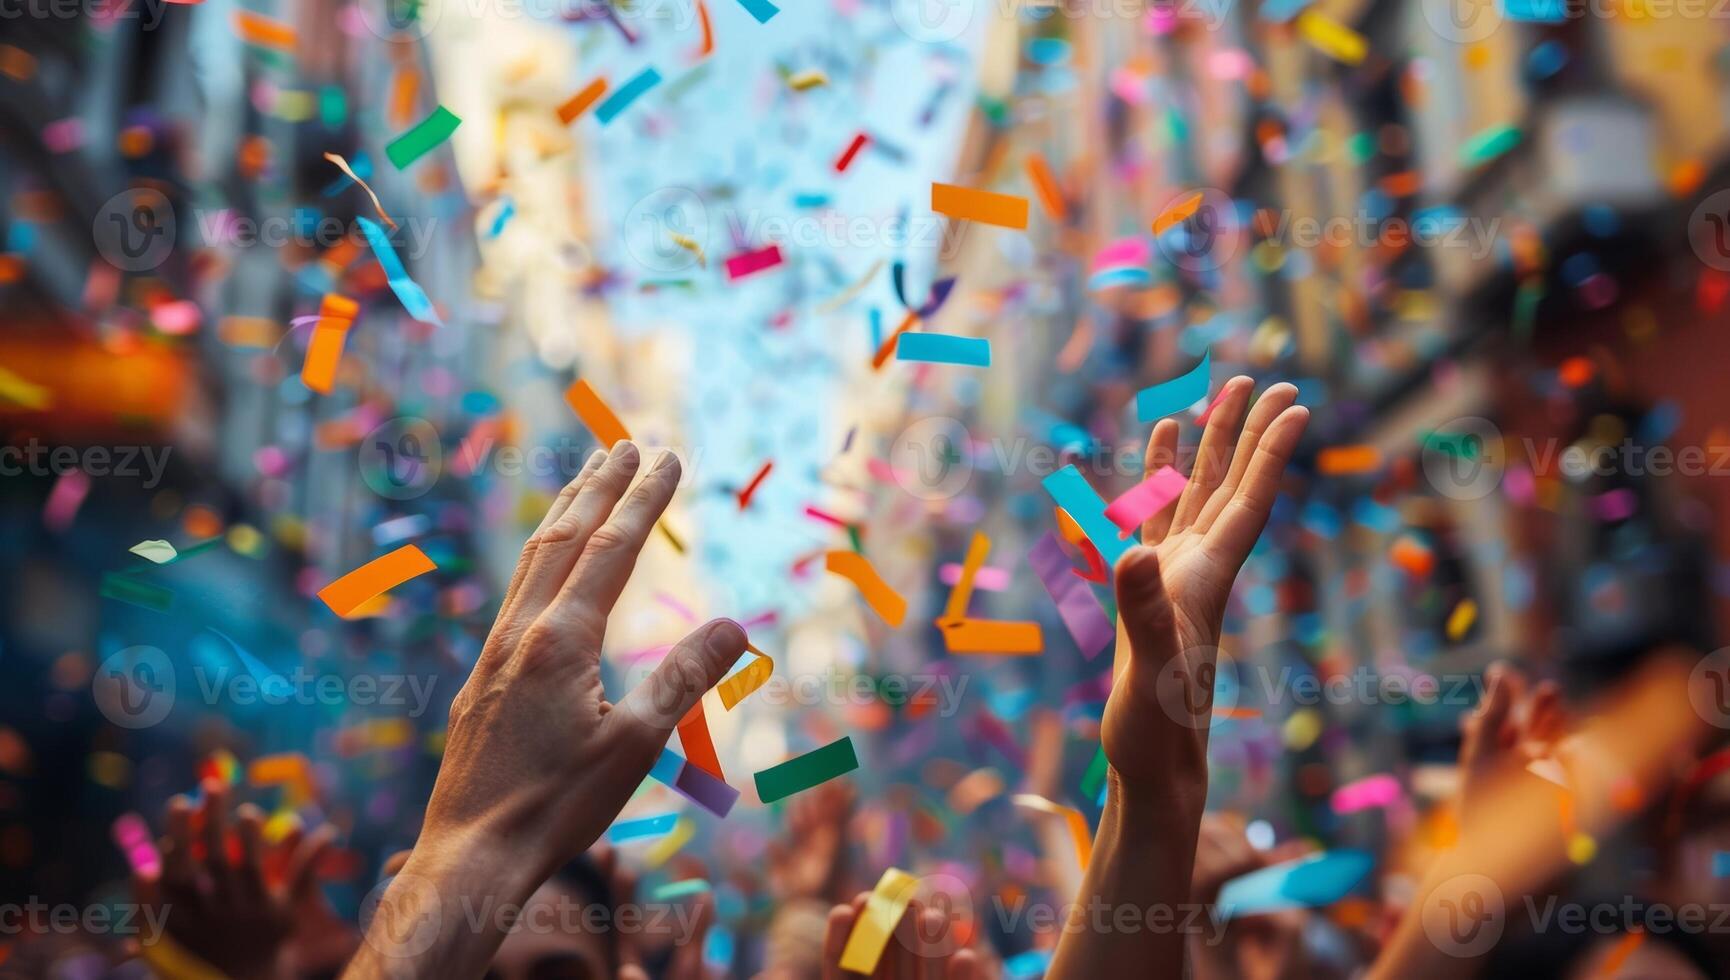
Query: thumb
616 619 749 736
1114 546 1176 669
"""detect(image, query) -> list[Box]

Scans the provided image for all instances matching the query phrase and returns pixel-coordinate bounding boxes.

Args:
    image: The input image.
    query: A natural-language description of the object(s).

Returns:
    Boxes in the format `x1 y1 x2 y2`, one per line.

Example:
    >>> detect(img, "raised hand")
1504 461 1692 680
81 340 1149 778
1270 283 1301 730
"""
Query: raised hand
345 442 748 979
1102 378 1308 808
1050 378 1308 980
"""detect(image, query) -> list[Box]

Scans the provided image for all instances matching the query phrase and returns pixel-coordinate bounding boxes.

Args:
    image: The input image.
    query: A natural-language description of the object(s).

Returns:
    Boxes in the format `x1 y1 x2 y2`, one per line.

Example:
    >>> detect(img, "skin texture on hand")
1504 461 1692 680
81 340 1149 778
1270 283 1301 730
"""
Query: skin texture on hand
343 442 748 980
135 781 336 980
1048 378 1309 980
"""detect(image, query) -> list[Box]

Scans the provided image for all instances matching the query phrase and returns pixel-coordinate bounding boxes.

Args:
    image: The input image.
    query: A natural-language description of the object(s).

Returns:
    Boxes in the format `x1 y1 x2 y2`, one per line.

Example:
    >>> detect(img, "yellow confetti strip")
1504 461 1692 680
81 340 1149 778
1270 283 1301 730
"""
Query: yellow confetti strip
644 816 695 869
0 364 50 409
669 231 707 268
1297 11 1367 66
839 868 920 974
1446 598 1478 641
788 69 828 91
719 643 773 710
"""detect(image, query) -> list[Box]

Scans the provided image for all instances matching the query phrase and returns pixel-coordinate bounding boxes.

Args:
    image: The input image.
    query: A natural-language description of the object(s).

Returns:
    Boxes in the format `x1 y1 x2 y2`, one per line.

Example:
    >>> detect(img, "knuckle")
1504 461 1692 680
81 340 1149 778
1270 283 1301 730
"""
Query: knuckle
586 523 633 555
533 518 583 546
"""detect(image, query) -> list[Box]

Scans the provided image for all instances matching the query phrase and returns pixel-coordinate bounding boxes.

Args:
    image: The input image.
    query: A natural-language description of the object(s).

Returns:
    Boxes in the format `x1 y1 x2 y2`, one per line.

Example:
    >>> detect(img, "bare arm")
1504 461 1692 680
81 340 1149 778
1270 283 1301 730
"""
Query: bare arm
343 443 747 979
1047 379 1309 980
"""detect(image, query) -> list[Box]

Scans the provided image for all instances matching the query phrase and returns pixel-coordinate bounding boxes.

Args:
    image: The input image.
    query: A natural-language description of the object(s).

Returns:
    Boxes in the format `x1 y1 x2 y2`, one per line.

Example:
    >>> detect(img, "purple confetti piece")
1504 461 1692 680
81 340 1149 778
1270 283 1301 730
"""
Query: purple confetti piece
1030 533 1115 660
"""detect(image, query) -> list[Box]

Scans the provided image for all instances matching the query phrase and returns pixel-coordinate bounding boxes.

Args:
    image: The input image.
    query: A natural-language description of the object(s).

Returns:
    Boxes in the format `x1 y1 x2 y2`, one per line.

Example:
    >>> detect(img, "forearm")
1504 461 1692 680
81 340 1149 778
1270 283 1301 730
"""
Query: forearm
342 828 548 980
1046 774 1205 980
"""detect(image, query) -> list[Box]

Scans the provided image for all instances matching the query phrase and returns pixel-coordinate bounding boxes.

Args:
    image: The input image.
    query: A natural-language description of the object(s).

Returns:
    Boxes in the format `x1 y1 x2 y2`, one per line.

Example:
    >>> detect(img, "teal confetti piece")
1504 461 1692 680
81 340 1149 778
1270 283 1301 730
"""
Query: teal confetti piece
596 68 663 125
1134 348 1211 423
358 217 442 325
1041 465 1135 565
609 813 679 843
651 878 712 900
1216 850 1373 919
735 0 779 23
896 332 991 367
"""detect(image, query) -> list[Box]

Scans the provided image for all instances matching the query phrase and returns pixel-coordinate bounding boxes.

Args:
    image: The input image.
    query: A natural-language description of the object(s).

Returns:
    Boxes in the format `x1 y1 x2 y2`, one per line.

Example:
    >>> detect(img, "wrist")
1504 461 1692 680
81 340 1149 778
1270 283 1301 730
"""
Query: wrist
1104 766 1206 840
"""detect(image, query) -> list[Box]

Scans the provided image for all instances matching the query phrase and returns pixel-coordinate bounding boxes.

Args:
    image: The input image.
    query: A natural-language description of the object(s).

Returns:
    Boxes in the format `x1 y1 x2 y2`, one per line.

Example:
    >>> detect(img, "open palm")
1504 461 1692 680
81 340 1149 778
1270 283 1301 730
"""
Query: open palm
1101 377 1308 804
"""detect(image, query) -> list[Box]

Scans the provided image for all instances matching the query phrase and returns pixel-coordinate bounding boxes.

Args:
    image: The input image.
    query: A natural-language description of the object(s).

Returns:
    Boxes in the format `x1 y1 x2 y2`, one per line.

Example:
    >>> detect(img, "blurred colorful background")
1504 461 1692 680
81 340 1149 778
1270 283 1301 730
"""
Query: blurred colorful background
4 0 1730 975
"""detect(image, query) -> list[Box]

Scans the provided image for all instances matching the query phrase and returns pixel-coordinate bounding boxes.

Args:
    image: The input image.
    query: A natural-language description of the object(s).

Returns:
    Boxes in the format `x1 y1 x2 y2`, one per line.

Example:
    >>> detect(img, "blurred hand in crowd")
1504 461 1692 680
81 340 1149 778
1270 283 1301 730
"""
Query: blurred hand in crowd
345 444 748 978
766 781 855 905
1188 813 1310 980
132 779 336 980
1458 662 1565 821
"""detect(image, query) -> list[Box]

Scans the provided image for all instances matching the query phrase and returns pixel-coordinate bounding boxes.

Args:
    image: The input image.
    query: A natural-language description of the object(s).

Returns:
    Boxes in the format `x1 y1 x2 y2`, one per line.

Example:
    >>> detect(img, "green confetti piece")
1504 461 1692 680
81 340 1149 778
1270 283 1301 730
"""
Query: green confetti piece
753 737 858 804
651 878 711 900
319 85 348 128
386 106 463 170
100 574 174 612
1081 744 1109 800
1460 125 1522 166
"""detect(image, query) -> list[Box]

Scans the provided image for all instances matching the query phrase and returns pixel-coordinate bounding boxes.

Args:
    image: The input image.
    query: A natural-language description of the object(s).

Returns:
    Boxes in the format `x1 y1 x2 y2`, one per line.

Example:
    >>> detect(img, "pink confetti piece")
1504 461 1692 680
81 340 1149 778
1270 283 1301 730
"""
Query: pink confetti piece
1103 466 1187 534
1330 773 1403 814
725 244 783 282
43 469 91 532
939 563 1010 591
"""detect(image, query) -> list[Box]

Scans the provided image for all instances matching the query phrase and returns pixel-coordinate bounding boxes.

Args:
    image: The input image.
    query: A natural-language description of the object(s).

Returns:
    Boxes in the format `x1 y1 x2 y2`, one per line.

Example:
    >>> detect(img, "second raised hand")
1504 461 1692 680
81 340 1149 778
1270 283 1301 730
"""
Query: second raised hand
345 442 748 980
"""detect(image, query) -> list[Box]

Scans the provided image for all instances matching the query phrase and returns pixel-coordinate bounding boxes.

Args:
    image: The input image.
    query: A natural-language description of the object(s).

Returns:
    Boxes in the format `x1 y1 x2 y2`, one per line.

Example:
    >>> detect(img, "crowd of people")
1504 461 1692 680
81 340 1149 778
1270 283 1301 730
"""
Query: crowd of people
9 382 1725 979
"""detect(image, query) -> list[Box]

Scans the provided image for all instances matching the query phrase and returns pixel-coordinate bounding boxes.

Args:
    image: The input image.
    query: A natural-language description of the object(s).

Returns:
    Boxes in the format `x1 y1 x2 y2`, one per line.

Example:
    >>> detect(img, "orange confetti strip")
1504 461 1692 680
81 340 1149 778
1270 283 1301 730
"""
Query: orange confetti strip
694 0 714 58
940 619 1043 655
825 551 908 626
557 78 609 125
678 700 723 780
389 68 420 128
871 310 919 370
1013 794 1092 869
233 10 297 49
1597 928 1644 976
564 379 632 449
323 153 396 230
1152 191 1203 236
944 531 991 621
1315 444 1382 475
1025 154 1066 222
316 545 436 617
301 294 358 394
931 182 1030 230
